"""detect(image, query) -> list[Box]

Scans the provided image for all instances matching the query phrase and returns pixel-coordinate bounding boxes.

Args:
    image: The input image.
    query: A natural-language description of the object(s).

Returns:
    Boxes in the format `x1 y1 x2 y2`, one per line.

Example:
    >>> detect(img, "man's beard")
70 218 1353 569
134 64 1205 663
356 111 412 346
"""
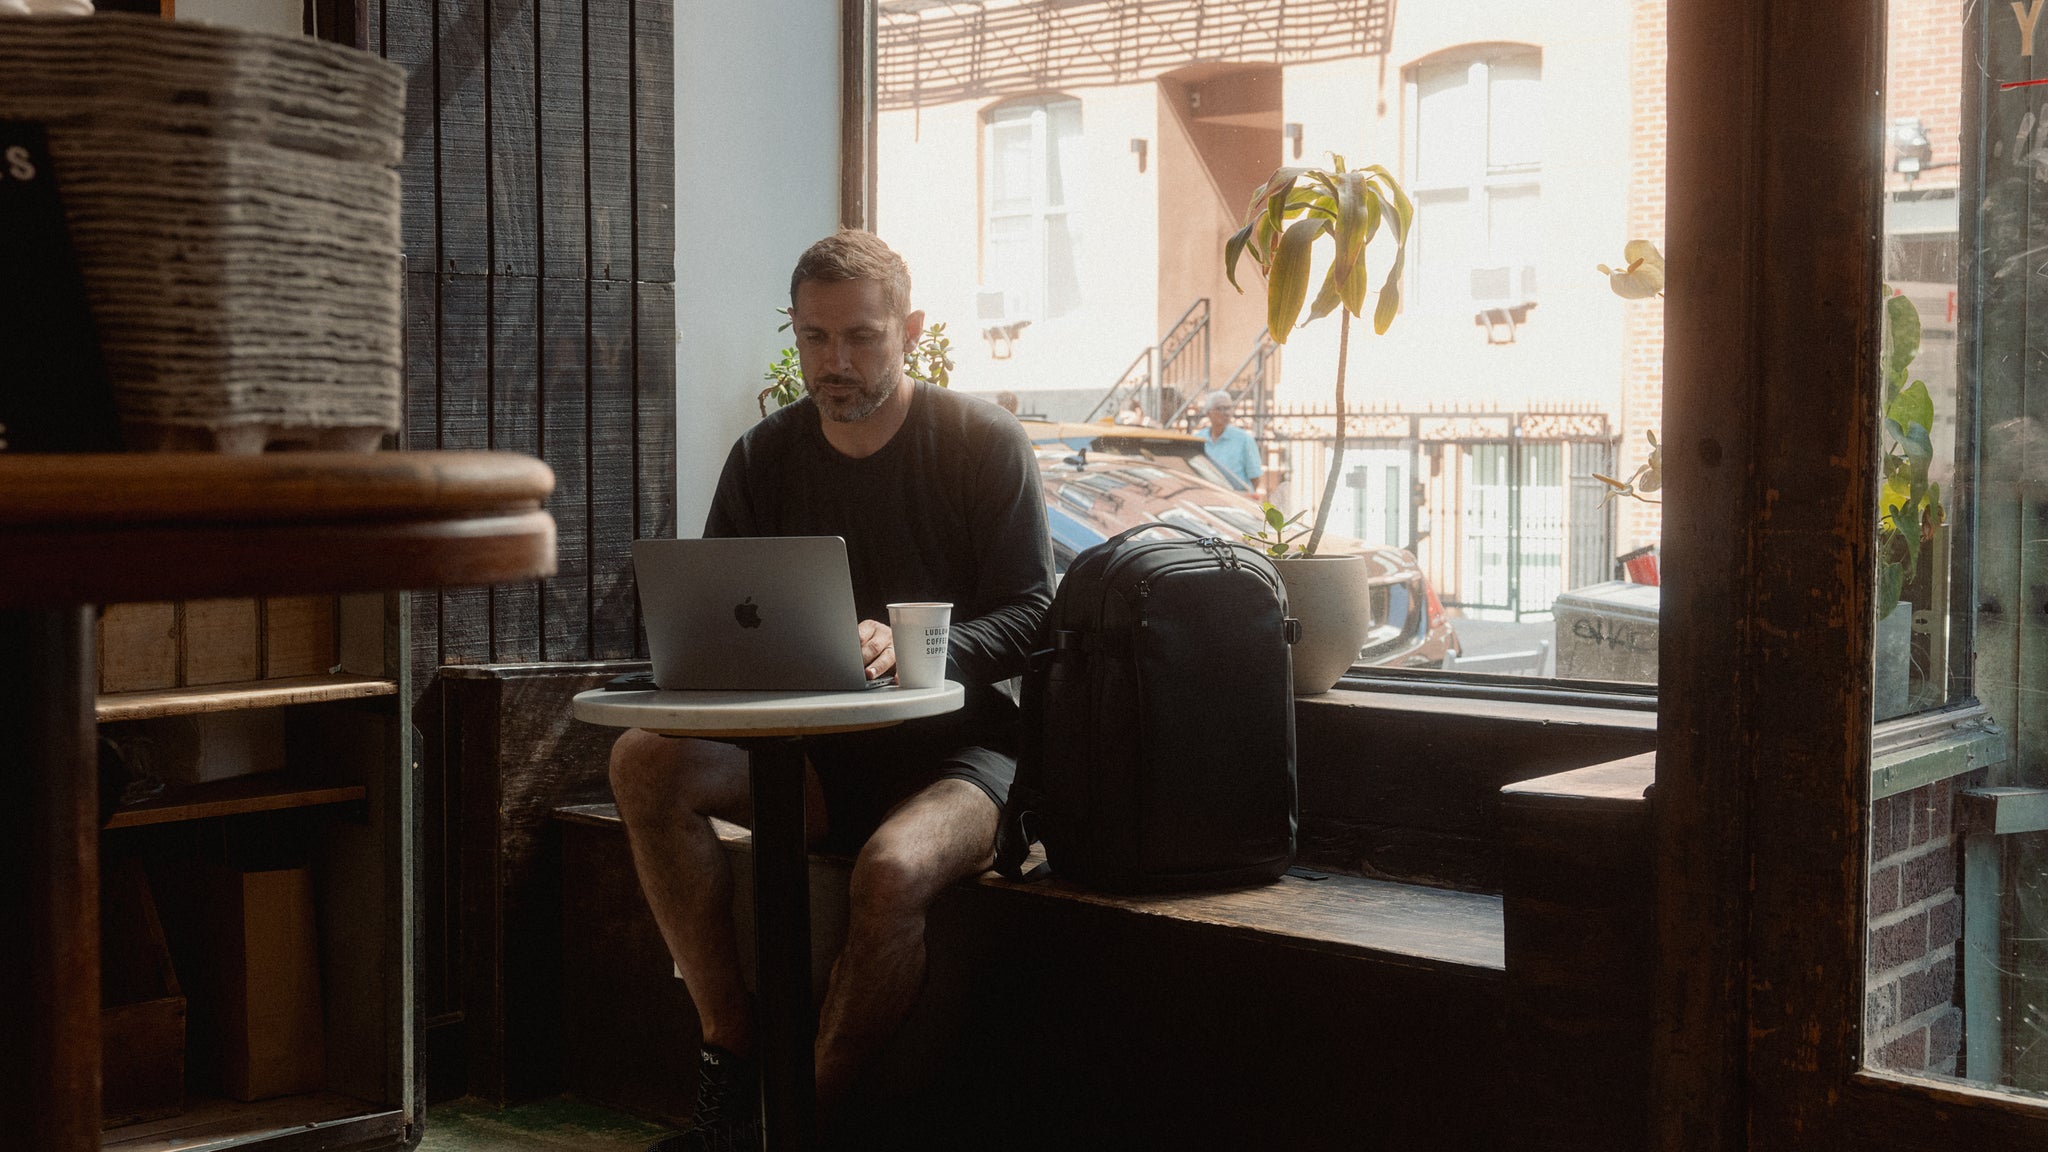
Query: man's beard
807 367 897 423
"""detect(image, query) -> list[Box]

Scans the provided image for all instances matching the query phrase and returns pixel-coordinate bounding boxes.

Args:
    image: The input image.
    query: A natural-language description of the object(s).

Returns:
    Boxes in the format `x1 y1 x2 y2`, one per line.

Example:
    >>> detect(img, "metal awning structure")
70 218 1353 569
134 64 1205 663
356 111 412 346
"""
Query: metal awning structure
878 0 1397 111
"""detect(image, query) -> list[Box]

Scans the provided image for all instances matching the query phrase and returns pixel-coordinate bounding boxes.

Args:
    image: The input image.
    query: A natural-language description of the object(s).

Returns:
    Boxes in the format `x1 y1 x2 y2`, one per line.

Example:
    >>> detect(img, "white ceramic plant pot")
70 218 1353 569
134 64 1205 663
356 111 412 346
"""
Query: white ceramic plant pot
1273 554 1375 695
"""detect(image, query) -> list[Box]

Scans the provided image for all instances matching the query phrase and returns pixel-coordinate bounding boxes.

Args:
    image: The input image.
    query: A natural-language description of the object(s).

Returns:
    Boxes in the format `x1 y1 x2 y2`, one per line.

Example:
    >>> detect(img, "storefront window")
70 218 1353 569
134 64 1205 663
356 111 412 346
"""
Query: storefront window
875 0 1665 683
1863 0 2048 1098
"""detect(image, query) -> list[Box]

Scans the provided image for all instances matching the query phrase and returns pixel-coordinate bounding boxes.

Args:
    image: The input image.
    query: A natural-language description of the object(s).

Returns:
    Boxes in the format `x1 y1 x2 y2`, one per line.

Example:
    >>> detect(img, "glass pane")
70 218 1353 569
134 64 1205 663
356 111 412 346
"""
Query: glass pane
876 4 1660 682
1487 52 1542 173
988 119 1035 215
1044 212 1081 319
1415 57 1483 186
1485 182 1540 300
1414 187 1474 309
1860 0 2047 1103
1045 97 1082 207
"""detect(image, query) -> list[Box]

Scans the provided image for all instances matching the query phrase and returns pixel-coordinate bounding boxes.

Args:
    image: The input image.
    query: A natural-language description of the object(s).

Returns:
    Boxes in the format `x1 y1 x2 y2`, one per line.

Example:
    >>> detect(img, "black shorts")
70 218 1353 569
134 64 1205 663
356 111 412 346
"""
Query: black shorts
803 717 1014 855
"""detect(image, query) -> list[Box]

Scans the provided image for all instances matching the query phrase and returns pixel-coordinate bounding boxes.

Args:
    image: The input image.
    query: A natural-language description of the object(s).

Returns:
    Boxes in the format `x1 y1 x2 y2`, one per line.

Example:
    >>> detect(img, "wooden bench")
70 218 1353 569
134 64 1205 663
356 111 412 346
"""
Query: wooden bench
554 802 1508 1149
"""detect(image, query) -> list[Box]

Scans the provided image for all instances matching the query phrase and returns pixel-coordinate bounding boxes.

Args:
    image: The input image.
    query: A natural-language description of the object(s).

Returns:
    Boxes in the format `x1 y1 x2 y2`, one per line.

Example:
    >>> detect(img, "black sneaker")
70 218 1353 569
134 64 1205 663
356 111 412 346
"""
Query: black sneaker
646 1045 761 1152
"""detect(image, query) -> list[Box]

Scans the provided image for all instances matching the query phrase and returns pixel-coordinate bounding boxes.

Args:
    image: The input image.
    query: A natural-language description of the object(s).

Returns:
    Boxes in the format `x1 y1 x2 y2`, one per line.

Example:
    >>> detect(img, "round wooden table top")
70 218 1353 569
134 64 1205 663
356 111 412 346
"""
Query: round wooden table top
0 450 557 607
572 681 966 738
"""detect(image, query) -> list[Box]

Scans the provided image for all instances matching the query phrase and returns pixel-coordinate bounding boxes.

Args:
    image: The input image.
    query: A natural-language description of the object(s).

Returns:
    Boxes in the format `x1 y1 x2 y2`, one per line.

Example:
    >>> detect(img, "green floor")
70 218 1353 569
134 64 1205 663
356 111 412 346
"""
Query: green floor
419 1096 669 1152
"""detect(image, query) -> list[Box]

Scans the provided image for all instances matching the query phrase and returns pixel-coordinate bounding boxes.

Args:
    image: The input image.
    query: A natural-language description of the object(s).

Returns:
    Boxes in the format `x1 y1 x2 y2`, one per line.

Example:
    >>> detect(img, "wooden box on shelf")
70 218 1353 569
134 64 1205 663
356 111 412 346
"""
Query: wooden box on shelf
100 595 339 695
190 863 326 1101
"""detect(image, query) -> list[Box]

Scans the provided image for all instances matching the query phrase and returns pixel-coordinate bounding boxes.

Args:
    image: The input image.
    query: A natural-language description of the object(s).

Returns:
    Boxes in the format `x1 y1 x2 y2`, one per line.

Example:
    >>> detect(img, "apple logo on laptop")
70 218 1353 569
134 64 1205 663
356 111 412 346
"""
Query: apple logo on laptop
734 597 762 629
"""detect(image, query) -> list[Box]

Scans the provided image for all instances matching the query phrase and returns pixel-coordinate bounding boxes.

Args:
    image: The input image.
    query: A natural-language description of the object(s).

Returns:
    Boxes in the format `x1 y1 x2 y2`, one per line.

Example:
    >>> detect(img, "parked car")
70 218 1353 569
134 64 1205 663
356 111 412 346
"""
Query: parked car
1019 419 1254 494
1036 447 1459 669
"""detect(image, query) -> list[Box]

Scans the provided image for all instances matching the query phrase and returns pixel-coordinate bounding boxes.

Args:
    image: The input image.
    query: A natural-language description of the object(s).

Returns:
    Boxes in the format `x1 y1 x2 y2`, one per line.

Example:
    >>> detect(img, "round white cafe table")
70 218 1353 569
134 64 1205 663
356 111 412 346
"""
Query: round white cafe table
571 681 965 1152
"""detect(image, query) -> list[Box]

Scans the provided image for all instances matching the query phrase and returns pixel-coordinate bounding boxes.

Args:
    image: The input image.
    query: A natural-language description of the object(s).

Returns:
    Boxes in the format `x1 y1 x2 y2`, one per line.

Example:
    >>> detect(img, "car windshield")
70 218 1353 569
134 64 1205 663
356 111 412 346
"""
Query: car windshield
1185 453 1249 492
1202 504 1263 535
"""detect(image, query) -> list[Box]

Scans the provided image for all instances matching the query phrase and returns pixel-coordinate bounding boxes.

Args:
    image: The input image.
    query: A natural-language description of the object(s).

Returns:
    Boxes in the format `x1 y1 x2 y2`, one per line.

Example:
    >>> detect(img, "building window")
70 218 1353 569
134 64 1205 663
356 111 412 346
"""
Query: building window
1407 46 1542 313
983 96 1083 325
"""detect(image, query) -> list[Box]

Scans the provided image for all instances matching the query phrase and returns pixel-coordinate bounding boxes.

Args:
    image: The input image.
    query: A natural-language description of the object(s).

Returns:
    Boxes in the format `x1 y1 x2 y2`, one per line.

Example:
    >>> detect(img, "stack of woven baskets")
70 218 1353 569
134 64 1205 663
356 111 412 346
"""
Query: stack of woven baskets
0 14 404 452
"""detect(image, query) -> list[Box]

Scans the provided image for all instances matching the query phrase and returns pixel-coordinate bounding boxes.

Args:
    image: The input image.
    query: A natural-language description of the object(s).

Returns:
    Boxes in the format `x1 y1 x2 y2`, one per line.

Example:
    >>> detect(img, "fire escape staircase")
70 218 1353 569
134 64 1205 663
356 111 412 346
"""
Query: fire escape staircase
1086 299 1285 434
1085 298 1211 425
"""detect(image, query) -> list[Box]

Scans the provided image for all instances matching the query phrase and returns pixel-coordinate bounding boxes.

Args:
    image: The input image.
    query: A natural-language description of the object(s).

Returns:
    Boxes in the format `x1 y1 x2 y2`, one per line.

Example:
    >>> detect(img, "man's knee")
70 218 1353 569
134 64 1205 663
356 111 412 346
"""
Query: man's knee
609 730 737 821
847 786 995 925
847 840 948 928
607 728 675 811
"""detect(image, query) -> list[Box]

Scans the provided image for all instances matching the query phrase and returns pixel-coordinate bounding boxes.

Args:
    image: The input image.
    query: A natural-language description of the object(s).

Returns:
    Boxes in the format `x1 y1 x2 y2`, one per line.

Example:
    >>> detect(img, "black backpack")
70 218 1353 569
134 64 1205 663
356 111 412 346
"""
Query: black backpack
996 523 1299 892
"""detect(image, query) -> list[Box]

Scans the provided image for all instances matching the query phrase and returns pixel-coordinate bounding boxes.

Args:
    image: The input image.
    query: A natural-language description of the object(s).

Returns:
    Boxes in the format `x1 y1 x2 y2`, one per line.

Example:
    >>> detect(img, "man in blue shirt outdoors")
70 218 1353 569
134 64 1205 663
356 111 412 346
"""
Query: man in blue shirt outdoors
1198 389 1264 497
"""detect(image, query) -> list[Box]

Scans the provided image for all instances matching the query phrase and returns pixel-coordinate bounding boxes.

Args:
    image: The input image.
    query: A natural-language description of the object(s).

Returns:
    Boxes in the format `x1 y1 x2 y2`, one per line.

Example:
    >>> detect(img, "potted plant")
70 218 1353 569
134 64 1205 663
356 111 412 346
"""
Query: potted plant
1594 243 1942 715
1224 156 1414 693
757 308 954 416
1875 289 1943 718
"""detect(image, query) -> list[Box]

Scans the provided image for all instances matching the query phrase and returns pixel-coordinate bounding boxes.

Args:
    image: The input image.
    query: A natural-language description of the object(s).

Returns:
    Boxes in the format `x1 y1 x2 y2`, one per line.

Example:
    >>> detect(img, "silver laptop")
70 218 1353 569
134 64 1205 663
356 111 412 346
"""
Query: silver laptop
633 536 874 691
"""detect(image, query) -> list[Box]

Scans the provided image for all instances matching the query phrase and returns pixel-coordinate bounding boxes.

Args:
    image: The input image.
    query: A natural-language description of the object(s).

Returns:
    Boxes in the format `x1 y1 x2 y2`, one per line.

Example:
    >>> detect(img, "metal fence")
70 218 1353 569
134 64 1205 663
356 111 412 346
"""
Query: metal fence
1258 404 1620 619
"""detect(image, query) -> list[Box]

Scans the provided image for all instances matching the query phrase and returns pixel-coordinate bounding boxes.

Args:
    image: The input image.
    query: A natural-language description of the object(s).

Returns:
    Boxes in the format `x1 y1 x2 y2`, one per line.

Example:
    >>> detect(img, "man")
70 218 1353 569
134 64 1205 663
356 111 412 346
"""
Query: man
1198 390 1264 496
608 230 1053 1150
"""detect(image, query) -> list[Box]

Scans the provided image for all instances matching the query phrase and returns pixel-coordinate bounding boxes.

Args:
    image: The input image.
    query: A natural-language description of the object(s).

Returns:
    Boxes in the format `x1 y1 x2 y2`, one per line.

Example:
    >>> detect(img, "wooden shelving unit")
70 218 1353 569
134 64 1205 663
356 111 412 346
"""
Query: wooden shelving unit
0 451 555 1152
96 674 398 723
102 773 368 830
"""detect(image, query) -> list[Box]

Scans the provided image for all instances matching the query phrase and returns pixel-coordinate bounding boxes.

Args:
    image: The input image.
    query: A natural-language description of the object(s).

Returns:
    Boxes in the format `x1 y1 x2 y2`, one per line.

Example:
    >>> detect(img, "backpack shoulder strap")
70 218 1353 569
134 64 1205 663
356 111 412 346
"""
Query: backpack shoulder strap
994 646 1055 881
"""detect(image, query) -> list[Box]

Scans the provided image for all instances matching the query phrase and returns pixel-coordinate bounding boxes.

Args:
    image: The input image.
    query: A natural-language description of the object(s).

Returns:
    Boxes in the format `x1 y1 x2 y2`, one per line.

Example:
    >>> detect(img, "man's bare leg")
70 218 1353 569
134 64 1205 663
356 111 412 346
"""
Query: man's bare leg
813 778 998 1113
607 727 828 1056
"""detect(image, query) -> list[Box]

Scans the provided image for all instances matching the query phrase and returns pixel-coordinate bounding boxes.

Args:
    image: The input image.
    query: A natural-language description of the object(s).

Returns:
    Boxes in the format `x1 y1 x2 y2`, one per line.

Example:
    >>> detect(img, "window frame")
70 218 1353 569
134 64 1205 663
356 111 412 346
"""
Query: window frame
1656 0 2048 1144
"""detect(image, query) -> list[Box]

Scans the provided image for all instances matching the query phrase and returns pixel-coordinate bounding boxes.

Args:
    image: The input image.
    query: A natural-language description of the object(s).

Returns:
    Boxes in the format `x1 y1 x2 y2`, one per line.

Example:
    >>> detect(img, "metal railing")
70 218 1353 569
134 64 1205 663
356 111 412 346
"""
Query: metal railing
1204 330 1281 434
1086 298 1210 425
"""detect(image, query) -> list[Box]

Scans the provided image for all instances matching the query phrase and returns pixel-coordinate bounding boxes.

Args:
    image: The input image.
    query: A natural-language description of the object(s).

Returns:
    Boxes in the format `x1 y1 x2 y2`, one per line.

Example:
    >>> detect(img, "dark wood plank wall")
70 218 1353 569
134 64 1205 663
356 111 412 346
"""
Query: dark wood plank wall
359 0 674 1099
368 0 675 674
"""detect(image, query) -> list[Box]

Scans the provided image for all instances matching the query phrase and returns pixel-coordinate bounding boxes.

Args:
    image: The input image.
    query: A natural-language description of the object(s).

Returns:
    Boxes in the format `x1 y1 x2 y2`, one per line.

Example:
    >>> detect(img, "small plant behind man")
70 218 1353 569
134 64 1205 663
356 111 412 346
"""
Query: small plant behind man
760 308 953 417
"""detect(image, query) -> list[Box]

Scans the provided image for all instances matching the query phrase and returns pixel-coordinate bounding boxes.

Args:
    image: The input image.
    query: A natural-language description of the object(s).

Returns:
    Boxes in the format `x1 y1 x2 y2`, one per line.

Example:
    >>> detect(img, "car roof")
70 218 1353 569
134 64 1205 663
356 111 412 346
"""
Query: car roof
1035 448 1414 581
1018 419 1206 449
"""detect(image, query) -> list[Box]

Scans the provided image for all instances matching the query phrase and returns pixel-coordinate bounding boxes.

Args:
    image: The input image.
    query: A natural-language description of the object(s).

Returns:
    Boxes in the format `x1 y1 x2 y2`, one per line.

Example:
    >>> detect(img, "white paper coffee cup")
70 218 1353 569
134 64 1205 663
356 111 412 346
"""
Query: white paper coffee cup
886 602 952 689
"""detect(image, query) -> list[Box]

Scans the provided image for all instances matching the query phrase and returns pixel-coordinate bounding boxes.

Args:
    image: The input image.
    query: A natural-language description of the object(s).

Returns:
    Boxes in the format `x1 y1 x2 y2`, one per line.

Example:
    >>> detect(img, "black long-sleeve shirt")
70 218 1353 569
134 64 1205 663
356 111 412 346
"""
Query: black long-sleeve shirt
704 382 1053 731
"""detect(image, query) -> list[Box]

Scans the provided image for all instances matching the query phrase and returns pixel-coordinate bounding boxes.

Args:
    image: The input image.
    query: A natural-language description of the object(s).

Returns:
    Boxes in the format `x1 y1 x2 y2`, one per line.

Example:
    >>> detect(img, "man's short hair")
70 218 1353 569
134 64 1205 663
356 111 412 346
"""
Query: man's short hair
790 230 912 317
1205 390 1236 411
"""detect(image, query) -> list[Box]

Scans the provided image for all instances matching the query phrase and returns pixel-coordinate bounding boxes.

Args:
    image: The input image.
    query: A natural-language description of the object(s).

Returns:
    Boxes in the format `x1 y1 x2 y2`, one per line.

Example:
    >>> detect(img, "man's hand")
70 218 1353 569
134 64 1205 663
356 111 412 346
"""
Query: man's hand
858 619 895 679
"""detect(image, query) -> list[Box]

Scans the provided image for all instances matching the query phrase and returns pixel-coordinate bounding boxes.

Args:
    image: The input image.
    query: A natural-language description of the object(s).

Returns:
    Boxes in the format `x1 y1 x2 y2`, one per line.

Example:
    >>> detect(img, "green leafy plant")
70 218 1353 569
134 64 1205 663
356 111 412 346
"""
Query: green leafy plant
1878 290 1944 621
1224 155 1414 556
1594 244 1944 620
757 309 955 417
1243 501 1311 559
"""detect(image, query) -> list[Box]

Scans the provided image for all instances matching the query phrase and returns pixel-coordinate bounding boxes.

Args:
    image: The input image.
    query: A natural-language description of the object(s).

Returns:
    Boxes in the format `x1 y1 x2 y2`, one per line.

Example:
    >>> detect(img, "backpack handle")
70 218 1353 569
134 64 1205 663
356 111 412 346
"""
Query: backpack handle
1100 521 1222 550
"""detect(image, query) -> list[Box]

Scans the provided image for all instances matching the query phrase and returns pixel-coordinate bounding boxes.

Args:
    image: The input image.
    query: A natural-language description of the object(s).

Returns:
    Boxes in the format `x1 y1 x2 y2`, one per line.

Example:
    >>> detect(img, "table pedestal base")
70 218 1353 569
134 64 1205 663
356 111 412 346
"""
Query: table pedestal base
747 737 816 1152
571 683 964 1152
